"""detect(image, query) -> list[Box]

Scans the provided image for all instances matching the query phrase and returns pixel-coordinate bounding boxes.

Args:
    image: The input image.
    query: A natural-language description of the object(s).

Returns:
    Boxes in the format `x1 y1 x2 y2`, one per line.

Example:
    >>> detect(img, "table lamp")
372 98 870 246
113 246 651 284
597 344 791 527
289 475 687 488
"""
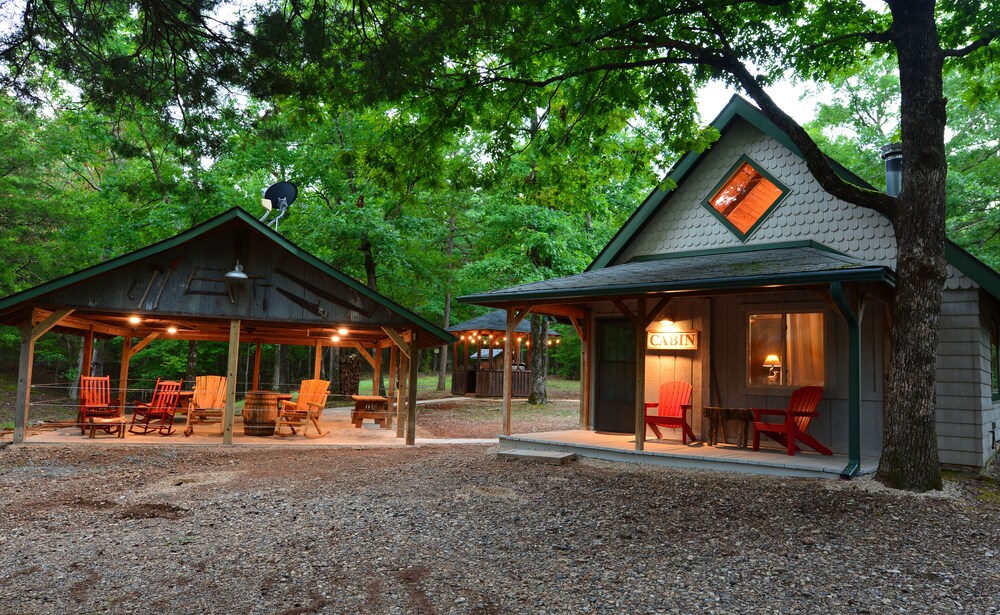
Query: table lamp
763 354 781 384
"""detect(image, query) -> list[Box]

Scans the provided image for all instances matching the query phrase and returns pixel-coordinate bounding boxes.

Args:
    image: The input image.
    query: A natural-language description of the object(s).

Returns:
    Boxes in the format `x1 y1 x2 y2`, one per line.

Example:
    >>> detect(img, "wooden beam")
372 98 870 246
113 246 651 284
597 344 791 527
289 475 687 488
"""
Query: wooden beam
578 313 591 431
31 307 75 342
643 297 673 330
128 332 160 359
313 341 323 379
406 330 418 445
502 307 517 436
222 320 240 445
81 326 94 379
252 340 262 390
13 312 34 444
634 296 647 451
118 335 132 413
381 327 411 359
388 345 398 428
396 353 408 439
612 299 638 326
373 346 382 395
350 343 377 368
523 303 588 321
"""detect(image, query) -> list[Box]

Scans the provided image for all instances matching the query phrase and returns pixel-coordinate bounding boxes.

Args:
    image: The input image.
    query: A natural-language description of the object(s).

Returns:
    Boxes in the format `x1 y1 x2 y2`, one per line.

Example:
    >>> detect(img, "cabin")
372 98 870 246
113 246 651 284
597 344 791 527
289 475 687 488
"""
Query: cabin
462 96 1000 477
0 208 453 445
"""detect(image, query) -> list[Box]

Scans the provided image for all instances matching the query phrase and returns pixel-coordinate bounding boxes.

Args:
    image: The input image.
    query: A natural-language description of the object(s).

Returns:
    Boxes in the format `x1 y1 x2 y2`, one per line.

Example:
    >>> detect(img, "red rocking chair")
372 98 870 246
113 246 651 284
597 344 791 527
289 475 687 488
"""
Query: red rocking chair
751 385 832 456
79 375 121 435
644 381 696 444
128 379 183 435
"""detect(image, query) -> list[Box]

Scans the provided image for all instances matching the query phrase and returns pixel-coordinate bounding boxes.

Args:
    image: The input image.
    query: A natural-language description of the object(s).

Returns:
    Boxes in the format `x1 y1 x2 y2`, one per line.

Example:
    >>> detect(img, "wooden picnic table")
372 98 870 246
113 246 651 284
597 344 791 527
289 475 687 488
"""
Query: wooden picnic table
350 395 392 429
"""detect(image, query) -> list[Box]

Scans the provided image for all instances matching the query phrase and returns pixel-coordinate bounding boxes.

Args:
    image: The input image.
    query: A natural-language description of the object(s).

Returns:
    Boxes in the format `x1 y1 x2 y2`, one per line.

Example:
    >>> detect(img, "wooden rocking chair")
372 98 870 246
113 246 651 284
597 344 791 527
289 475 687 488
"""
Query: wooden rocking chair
184 375 228 436
128 378 183 435
644 381 696 444
751 385 832 456
274 379 330 438
79 375 121 435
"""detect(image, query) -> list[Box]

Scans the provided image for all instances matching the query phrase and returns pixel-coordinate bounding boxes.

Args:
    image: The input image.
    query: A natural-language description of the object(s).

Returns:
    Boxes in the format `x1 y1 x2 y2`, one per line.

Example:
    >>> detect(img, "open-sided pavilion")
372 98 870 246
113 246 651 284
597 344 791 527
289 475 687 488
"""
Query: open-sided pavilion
0 207 454 445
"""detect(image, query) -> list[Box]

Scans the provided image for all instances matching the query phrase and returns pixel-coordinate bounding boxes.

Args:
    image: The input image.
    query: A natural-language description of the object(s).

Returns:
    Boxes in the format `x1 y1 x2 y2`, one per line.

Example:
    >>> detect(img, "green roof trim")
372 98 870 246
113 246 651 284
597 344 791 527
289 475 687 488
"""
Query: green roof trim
0 207 455 344
699 154 791 242
587 95 875 271
945 240 1000 302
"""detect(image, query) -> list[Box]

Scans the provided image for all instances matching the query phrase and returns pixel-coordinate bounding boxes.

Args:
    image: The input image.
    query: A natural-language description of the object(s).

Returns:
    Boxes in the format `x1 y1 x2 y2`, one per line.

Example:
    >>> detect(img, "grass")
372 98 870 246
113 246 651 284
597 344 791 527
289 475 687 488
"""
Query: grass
356 374 581 400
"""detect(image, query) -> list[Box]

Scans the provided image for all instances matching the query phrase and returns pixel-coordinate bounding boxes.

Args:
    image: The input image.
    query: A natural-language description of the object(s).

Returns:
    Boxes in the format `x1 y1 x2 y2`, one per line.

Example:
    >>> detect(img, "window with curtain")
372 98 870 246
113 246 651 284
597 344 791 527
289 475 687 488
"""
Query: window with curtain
748 312 825 387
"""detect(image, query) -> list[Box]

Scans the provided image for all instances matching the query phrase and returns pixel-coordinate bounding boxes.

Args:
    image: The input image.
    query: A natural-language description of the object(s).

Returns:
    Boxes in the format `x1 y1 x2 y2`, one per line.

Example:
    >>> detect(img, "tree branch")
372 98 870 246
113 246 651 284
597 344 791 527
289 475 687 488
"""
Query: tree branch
943 29 1000 57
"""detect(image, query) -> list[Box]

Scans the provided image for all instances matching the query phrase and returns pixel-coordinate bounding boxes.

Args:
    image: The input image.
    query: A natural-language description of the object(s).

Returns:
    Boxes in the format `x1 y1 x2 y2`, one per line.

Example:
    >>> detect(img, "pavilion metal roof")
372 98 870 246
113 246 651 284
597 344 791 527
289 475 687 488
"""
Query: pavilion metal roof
461 242 895 306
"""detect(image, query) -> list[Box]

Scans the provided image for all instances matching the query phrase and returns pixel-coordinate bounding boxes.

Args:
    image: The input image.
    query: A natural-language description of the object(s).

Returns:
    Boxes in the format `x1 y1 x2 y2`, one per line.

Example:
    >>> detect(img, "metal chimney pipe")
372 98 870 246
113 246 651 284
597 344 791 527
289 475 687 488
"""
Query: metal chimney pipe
880 143 903 197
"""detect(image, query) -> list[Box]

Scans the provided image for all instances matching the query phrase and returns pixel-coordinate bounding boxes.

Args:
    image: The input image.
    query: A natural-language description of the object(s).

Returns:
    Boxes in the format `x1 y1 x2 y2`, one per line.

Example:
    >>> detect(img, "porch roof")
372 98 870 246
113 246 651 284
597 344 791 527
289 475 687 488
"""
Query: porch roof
461 241 895 306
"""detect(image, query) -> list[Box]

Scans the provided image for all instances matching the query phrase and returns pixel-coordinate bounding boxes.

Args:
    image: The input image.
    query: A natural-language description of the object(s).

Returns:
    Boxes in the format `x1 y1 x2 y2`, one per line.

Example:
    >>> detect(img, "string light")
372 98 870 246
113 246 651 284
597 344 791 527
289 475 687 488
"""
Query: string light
331 335 340 342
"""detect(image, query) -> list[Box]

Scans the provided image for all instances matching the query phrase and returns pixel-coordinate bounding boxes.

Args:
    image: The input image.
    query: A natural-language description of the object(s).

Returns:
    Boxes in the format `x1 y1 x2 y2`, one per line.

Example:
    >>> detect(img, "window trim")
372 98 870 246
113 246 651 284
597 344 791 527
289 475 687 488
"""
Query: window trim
701 154 790 242
741 307 828 392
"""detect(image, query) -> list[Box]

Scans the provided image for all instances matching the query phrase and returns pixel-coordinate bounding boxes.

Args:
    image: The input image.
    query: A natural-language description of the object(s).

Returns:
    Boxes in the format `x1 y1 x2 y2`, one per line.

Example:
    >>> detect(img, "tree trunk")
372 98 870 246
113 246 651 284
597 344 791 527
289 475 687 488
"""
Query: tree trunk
272 344 284 391
330 346 341 395
876 1 945 491
438 213 456 391
185 340 198 384
528 314 548 405
359 235 377 291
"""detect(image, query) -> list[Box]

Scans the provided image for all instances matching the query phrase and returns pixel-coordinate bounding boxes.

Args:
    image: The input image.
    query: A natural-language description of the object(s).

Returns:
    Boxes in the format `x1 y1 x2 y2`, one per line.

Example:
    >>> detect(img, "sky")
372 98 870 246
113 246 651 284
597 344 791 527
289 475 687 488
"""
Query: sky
696 78 828 125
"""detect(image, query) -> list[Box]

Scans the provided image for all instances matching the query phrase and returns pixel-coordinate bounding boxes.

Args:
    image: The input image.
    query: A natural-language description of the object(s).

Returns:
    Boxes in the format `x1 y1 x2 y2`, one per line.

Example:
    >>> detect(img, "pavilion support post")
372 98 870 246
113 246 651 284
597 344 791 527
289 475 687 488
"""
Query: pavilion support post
397 353 408 439
118 335 133 414
388 346 398 423
313 341 322 380
407 330 419 445
81 327 94 378
373 346 382 395
252 340 262 391
635 298 647 451
222 320 240 445
13 312 34 444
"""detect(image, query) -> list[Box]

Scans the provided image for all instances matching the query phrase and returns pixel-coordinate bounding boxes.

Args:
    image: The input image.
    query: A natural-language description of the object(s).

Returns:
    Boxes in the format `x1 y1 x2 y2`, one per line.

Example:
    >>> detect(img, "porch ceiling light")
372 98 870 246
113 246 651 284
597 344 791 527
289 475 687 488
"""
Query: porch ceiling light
337 327 348 335
331 335 340 342
225 261 249 281
167 326 178 334
128 316 142 325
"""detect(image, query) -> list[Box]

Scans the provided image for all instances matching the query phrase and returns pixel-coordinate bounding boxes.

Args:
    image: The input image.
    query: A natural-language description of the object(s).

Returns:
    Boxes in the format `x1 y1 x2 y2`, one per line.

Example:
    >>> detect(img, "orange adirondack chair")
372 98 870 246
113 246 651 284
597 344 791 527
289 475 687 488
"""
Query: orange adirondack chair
751 385 832 456
275 379 330 438
79 375 121 435
128 379 183 435
184 375 228 436
644 381 696 444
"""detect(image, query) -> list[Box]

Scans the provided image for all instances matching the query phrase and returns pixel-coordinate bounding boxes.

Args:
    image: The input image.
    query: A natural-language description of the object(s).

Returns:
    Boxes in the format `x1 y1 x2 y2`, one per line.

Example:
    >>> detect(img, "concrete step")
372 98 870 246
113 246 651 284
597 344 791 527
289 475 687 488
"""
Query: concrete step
497 448 578 465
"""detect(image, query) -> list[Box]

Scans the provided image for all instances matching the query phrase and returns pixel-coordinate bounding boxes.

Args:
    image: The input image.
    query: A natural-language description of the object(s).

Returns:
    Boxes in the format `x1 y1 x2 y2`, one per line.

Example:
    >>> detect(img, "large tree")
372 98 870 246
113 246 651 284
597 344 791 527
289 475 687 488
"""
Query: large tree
305 0 995 491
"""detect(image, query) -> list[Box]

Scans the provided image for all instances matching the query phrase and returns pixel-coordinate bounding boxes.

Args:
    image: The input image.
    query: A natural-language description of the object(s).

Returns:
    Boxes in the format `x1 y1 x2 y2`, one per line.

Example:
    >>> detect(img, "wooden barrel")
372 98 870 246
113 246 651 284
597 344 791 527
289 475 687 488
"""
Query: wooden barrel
243 391 278 436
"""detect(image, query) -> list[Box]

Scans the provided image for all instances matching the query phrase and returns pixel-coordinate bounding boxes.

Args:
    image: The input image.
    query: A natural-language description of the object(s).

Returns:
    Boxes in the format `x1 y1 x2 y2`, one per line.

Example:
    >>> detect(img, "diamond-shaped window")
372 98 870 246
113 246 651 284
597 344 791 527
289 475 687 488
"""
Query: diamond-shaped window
703 157 788 240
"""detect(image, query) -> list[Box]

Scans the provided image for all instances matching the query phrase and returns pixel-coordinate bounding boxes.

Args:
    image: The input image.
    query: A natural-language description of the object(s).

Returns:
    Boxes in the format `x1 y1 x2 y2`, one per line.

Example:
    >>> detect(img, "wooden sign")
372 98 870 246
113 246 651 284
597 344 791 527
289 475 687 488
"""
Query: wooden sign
647 331 699 350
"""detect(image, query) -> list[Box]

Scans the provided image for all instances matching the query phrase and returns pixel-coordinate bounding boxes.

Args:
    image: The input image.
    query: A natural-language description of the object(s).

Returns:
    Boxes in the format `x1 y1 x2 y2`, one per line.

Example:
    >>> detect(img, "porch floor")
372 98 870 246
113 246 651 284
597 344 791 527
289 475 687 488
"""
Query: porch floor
499 430 879 479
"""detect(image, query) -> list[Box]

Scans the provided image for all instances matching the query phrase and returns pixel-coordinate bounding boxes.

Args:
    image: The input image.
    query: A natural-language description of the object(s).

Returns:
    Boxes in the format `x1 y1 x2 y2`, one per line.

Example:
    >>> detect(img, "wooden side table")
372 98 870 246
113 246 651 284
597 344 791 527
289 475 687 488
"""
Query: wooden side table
88 416 127 439
702 407 753 448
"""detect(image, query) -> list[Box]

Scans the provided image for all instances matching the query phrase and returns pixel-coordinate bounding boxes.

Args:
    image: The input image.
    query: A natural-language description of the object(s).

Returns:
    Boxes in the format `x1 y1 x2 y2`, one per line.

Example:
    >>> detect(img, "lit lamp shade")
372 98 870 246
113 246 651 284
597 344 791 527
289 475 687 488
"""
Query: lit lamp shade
762 354 782 368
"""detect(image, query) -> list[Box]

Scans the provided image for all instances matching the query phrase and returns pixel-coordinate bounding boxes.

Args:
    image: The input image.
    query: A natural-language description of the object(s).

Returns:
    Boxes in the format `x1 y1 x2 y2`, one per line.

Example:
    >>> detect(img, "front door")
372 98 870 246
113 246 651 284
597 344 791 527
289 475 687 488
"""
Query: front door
595 319 635 433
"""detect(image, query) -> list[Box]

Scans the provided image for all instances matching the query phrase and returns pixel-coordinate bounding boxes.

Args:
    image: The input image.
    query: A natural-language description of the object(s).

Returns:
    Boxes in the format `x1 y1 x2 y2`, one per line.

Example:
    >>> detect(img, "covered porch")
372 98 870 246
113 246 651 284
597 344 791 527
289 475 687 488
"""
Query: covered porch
461 242 897 478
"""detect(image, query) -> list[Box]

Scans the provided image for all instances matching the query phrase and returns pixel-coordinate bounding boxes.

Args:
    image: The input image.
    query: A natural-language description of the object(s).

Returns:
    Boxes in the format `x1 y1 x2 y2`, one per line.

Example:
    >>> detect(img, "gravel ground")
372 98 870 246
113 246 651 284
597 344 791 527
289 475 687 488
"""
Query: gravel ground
1 442 999 614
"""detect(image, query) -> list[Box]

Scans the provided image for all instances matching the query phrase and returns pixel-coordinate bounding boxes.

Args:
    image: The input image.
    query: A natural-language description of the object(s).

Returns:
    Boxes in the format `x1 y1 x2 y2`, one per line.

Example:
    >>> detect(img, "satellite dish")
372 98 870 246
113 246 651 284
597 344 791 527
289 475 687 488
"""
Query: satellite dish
259 182 298 229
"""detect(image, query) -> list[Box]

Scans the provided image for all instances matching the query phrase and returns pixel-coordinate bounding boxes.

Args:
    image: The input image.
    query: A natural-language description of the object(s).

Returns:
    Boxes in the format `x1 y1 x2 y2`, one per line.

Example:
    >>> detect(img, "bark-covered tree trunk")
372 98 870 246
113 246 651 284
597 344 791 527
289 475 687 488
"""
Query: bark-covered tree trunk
185 340 198 384
876 1 946 491
359 235 377 292
438 214 456 391
272 344 284 391
528 314 548 404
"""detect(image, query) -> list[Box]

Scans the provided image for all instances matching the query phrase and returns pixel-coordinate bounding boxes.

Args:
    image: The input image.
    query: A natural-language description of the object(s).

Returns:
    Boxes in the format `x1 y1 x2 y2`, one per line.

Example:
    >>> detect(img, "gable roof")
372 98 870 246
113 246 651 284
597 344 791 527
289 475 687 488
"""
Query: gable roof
584 94 1000 303
447 310 559 336
462 242 895 306
0 207 454 346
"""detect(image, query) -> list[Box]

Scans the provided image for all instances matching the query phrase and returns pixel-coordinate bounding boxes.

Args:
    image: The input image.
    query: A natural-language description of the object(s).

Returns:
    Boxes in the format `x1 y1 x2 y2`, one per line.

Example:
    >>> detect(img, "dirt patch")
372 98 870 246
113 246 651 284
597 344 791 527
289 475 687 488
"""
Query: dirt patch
117 502 188 520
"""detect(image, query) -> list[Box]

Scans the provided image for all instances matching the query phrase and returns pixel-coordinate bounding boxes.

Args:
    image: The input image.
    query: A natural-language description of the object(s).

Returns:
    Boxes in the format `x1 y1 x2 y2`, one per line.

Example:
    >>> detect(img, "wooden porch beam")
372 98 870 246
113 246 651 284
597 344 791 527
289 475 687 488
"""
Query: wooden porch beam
128 332 160 359
81 326 94 379
252 340 262 390
313 341 323 380
381 327 411 359
406 330 418 445
502 306 530 437
612 299 639 326
13 312 34 444
350 343 377 368
643 297 673 330
634 297 647 452
31 308 75 342
117 336 132 414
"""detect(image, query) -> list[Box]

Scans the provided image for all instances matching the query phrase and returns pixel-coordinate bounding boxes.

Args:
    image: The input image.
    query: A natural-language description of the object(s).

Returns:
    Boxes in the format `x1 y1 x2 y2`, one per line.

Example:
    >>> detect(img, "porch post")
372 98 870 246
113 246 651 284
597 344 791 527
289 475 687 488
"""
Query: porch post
397 351 408 439
388 345 398 424
373 345 382 395
570 312 591 431
504 311 515 436
406 330 418 445
13 312 34 444
252 340 262 390
634 297 647 451
222 319 240 445
831 282 861 477
313 341 323 380
81 326 94 378
118 335 133 414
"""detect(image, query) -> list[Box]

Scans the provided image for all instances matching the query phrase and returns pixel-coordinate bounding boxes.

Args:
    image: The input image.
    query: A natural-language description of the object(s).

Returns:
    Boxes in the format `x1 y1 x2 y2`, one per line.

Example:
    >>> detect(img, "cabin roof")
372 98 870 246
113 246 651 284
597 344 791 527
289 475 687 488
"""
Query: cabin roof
447 310 560 336
461 242 895 305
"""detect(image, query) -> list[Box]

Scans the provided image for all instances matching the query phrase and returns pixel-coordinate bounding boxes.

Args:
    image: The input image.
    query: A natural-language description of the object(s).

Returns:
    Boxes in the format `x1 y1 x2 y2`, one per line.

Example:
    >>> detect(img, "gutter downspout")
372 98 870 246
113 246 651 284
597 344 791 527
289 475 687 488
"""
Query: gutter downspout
831 282 861 478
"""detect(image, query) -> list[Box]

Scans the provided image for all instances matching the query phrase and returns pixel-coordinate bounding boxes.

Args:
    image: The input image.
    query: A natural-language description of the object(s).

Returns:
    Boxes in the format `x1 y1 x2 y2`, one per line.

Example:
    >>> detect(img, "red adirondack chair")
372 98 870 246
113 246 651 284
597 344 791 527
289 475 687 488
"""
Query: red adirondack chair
78 375 121 435
128 379 183 435
644 381 696 444
751 385 832 456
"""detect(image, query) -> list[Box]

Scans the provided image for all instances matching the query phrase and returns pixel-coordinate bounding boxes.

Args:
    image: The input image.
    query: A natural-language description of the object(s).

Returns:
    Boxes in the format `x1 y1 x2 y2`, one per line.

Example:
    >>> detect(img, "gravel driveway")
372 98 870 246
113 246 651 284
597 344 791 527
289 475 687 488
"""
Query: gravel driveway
0 443 998 614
